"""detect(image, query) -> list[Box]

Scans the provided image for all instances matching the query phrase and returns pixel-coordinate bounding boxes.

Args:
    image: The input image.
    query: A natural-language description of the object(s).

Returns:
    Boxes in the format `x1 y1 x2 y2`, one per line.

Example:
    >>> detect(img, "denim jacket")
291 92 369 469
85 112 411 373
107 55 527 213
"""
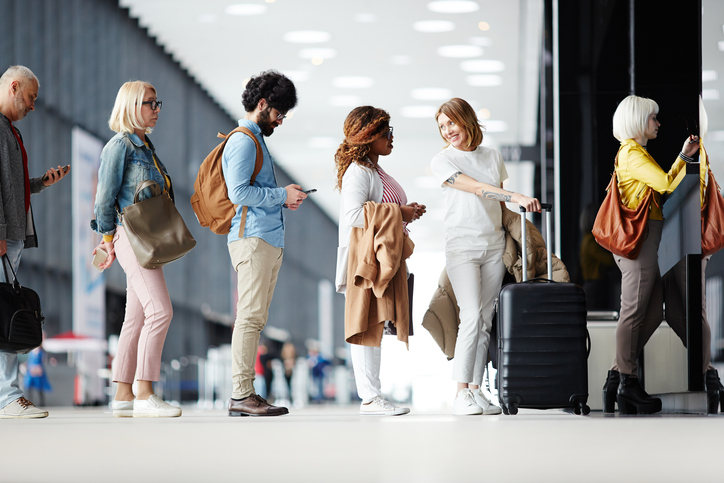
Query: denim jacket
91 132 173 236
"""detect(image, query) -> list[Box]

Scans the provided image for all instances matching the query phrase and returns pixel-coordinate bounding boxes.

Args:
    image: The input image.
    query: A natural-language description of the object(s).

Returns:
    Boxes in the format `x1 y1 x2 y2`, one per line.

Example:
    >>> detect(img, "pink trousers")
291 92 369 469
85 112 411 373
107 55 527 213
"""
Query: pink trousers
112 226 173 384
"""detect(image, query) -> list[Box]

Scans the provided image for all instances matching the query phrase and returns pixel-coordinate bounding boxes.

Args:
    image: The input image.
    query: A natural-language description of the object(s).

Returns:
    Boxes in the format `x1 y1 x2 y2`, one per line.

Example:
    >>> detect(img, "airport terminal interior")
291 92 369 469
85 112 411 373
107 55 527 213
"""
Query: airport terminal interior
2 0 724 481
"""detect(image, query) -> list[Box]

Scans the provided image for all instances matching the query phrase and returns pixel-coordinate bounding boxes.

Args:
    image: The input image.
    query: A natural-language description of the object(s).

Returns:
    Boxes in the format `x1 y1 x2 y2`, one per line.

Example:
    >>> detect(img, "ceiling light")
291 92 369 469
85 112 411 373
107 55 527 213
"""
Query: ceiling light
400 106 437 118
482 120 508 132
466 75 503 86
469 36 492 46
428 1 480 14
299 48 337 60
411 88 452 101
330 95 362 107
703 70 718 82
355 13 377 22
703 89 720 100
437 45 483 58
198 14 217 23
282 71 310 82
413 20 455 33
283 31 331 43
311 58 324 66
225 4 267 15
332 76 374 88
478 108 491 119
308 137 337 149
460 59 505 72
718 41 724 51
478 21 490 31
391 55 412 65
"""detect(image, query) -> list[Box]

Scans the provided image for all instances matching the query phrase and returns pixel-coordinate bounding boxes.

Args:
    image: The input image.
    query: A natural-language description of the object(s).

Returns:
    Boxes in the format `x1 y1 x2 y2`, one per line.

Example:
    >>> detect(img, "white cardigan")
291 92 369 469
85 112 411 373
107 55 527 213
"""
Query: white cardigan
335 162 384 293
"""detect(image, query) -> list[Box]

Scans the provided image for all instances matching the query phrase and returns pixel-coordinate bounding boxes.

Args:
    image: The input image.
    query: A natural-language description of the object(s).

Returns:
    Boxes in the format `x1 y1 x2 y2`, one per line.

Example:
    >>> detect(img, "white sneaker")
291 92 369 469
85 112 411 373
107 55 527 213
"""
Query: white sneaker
133 395 182 418
111 400 134 418
359 396 410 416
453 389 483 415
471 388 502 415
0 397 48 419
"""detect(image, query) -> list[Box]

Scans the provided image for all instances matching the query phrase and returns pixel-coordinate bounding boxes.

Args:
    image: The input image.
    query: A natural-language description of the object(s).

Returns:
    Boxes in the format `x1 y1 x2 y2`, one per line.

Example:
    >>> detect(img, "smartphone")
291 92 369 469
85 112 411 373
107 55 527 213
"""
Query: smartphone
304 189 317 194
42 165 70 181
91 247 108 272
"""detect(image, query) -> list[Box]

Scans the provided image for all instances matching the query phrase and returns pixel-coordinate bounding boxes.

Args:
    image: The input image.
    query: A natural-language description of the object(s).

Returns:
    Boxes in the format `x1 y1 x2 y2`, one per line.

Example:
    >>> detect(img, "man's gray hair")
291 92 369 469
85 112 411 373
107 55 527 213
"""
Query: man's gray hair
0 65 39 89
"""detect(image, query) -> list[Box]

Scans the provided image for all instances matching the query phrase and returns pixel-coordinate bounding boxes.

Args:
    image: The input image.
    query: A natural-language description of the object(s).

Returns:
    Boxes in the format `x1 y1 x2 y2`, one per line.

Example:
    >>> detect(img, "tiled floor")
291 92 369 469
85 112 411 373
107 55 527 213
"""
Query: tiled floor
1 405 722 482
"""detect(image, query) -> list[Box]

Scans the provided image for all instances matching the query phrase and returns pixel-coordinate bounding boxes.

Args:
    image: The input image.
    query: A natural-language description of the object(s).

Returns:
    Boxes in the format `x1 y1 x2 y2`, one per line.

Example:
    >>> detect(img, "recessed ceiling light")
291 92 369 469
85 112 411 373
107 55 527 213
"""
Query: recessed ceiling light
428 1 480 14
283 31 331 43
282 71 310 82
460 59 505 72
467 75 503 86
703 89 720 100
478 108 491 119
299 48 337 60
330 95 362 107
198 14 217 23
400 106 437 118
225 4 267 15
355 13 377 22
308 137 337 149
438 45 483 58
718 41 724 51
478 21 490 31
332 76 374 88
391 55 412 65
483 120 508 132
703 70 718 82
411 88 452 101
469 36 492 46
413 20 455 33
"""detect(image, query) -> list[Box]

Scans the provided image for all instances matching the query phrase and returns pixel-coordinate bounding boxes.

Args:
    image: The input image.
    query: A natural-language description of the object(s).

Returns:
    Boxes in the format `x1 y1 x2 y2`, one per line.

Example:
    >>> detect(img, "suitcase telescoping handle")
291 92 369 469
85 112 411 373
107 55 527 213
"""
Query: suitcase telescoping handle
519 203 553 282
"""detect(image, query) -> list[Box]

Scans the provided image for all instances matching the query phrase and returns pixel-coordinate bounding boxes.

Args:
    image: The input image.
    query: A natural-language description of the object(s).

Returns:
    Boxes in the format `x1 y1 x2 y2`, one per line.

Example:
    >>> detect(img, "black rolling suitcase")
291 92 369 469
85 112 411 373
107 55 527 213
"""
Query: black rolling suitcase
496 204 590 415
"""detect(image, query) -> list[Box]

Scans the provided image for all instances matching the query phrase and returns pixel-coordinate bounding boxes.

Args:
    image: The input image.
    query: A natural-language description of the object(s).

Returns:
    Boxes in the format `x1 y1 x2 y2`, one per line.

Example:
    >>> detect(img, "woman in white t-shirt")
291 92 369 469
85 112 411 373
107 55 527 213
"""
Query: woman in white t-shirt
431 98 541 415
335 106 425 415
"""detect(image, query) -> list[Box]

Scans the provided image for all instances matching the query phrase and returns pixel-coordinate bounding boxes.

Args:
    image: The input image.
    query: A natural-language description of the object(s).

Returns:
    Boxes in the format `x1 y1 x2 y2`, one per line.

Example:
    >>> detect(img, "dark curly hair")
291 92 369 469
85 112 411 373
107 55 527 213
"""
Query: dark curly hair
334 106 390 190
242 70 298 113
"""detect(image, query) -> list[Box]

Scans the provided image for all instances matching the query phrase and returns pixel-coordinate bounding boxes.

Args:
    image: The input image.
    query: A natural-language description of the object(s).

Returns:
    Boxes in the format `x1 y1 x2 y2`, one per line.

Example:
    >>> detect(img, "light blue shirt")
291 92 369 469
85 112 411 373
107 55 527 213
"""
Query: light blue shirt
221 119 287 247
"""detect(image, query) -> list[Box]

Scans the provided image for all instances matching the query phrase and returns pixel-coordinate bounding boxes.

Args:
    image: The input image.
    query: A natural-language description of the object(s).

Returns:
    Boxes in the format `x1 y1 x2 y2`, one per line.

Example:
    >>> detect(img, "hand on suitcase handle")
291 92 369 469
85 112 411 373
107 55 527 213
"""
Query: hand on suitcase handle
519 203 551 213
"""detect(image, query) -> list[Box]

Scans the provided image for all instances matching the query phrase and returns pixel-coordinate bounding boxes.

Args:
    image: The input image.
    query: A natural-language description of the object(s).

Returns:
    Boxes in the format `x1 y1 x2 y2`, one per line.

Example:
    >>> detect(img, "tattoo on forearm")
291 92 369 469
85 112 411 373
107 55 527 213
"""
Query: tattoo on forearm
480 190 512 202
446 171 462 185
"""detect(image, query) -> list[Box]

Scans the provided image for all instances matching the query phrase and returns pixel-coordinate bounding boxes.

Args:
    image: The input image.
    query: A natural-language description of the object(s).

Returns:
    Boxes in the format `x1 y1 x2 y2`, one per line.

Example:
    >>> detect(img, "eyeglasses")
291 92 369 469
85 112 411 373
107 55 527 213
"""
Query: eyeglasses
386 126 394 140
142 100 163 111
274 110 287 121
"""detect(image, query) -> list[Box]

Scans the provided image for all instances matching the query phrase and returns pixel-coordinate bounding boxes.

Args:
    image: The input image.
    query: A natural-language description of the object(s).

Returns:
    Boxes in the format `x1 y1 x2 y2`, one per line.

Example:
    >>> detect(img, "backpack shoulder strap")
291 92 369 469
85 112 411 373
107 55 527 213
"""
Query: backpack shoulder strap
217 126 264 185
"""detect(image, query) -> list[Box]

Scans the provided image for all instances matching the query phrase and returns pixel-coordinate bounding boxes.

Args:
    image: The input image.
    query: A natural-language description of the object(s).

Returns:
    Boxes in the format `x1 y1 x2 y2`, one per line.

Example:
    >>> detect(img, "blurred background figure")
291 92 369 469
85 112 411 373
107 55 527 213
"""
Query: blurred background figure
254 342 268 399
306 340 330 403
23 345 52 408
281 341 296 404
578 203 619 311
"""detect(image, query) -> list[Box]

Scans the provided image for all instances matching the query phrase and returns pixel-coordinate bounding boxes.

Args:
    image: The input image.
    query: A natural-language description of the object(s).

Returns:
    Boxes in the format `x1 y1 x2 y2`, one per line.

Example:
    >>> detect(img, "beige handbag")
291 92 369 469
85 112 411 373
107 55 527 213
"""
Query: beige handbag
120 180 196 269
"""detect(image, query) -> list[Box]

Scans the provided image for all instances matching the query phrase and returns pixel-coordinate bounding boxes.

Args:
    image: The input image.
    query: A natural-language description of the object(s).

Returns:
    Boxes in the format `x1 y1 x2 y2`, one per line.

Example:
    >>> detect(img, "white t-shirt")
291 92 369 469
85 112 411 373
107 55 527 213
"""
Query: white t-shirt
430 145 509 253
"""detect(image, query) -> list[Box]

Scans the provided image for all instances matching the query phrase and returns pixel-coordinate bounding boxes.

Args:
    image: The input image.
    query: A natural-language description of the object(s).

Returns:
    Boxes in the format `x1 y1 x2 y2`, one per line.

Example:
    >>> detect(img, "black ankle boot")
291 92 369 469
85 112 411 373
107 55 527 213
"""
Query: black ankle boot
705 369 722 414
602 370 620 413
617 374 662 415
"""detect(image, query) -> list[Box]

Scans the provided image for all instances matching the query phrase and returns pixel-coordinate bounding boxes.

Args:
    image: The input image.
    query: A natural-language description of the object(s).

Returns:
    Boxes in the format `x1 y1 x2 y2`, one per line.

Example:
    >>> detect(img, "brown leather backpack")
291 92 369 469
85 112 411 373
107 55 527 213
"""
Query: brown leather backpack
191 127 263 235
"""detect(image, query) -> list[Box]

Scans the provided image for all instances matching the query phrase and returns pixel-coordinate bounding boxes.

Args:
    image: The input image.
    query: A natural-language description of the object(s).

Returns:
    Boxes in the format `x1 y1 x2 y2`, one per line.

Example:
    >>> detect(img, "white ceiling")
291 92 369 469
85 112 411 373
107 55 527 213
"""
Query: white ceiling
118 0 542 252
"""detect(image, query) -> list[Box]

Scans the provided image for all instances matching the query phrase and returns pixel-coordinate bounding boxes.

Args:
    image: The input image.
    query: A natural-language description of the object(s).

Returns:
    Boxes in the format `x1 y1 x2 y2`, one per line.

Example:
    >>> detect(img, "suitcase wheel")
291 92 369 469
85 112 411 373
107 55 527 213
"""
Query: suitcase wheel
573 403 590 415
502 403 509 415
508 403 518 415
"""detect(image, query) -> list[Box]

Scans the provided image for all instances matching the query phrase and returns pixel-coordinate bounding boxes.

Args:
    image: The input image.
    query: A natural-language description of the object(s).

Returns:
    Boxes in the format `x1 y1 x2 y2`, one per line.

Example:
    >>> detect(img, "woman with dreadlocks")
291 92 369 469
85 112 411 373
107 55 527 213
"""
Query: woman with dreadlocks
334 106 425 415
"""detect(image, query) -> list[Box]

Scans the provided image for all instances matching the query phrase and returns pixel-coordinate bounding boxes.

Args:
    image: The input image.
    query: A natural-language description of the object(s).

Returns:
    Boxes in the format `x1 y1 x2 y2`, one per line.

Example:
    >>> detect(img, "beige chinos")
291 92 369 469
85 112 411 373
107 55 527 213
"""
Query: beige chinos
613 220 664 376
229 237 283 399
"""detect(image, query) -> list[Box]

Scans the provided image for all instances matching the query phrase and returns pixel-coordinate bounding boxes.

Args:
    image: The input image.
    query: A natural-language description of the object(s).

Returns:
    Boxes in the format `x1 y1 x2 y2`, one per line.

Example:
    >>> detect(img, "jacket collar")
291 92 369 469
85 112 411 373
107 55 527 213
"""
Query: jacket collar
124 132 155 151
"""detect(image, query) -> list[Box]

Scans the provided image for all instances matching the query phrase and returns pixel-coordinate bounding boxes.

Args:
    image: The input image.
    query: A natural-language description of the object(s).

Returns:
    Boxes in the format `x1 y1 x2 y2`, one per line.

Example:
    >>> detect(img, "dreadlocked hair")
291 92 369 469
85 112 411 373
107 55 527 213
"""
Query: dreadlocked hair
334 106 390 190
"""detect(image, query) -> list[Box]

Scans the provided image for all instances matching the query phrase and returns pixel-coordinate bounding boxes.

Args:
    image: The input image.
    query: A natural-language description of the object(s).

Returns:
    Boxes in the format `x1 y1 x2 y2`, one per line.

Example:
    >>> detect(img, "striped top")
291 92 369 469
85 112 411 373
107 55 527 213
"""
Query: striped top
378 166 408 234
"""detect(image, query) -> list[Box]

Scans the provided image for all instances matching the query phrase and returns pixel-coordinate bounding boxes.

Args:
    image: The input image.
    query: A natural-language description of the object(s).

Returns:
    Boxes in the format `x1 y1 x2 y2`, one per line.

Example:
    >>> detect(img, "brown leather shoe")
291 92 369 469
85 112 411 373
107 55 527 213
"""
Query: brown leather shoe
228 395 289 417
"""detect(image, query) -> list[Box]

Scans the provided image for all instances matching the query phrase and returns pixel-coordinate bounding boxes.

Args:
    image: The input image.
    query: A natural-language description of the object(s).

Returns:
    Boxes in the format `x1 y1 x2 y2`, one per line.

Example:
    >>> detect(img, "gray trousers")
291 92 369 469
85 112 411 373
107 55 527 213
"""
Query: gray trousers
613 220 664 376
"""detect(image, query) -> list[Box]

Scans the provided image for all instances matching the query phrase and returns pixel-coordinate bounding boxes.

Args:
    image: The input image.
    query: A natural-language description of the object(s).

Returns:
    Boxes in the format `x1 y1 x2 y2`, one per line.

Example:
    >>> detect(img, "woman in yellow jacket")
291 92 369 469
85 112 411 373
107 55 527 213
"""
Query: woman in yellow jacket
602 94 699 415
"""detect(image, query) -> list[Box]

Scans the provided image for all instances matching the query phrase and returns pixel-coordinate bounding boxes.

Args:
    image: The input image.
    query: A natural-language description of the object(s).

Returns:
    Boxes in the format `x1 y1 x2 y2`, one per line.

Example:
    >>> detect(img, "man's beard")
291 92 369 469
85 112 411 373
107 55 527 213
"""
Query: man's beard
14 95 28 121
257 107 276 136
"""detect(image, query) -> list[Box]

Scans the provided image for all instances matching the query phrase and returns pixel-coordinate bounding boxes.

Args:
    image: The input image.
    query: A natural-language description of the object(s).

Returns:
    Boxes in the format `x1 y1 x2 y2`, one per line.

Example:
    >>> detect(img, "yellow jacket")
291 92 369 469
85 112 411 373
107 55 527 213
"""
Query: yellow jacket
615 139 687 220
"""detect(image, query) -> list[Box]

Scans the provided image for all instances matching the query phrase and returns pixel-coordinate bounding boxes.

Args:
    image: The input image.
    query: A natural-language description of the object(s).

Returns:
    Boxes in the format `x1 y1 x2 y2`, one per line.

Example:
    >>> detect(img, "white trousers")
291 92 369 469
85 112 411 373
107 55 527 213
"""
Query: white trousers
349 344 382 403
446 247 506 386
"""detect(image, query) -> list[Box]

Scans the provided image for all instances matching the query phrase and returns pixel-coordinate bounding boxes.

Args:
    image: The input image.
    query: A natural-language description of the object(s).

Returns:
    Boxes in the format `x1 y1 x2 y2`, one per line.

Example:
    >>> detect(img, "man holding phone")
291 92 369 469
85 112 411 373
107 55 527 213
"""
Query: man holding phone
223 70 307 417
0 66 70 419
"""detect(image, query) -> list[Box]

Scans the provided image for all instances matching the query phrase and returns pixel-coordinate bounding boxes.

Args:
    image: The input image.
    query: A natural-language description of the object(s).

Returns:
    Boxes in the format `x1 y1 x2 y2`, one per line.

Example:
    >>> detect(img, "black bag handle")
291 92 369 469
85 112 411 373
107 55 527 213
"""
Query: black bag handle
1 254 20 289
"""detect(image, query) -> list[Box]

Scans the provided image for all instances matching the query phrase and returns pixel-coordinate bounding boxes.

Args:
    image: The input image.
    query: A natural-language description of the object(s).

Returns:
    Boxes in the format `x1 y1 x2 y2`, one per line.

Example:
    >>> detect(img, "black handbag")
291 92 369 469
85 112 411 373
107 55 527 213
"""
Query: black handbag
0 254 44 353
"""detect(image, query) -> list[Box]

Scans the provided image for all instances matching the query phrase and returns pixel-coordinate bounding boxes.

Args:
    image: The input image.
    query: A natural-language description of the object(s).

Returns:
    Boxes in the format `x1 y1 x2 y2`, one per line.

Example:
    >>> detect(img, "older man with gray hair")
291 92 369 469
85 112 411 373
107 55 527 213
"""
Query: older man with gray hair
0 65 70 419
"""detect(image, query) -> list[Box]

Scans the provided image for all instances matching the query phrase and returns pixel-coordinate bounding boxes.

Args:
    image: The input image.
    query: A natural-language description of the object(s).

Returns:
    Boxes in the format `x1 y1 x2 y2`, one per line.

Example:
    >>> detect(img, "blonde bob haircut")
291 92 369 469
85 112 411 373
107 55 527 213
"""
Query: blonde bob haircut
435 98 484 149
108 81 156 134
612 95 658 142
